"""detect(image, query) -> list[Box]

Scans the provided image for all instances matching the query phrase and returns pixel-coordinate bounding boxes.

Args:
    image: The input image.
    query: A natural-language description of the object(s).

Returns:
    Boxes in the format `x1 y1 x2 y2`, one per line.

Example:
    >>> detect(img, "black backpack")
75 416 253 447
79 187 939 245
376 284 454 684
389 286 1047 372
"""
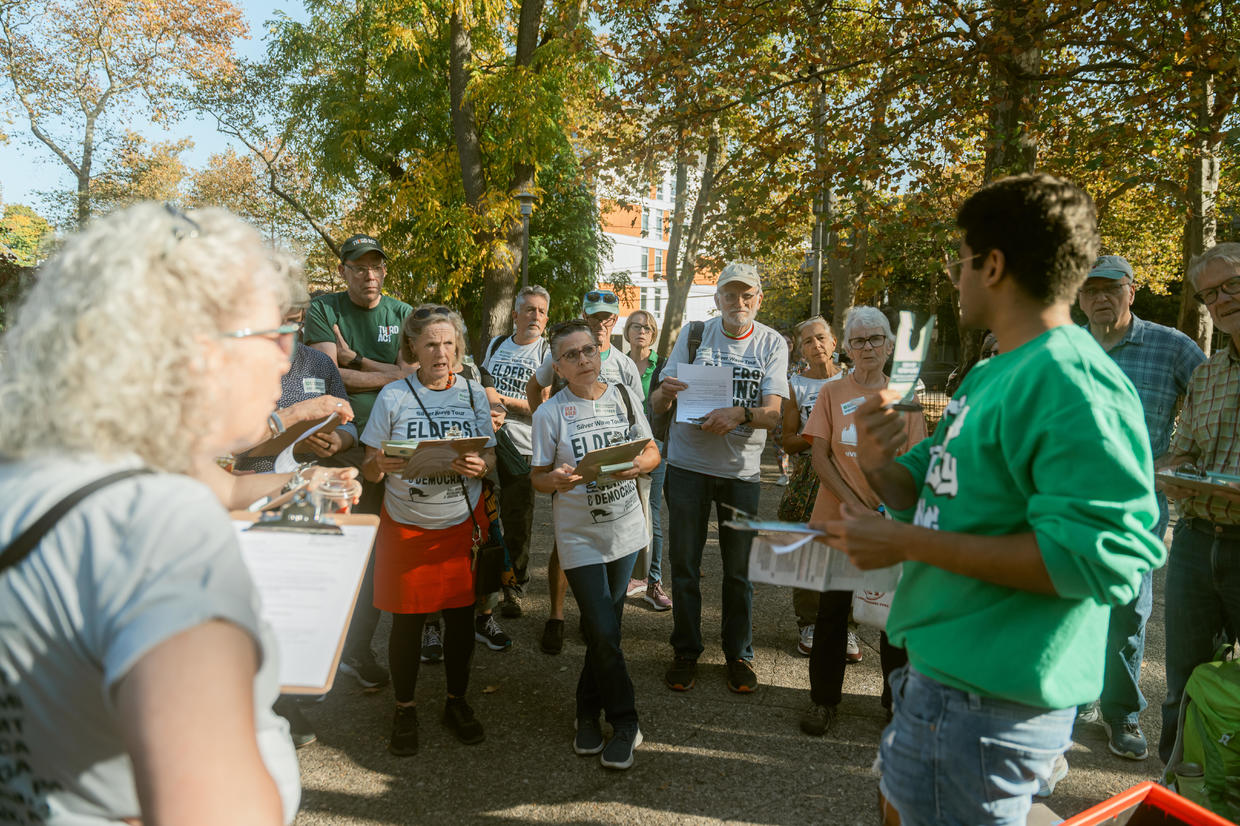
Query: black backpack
650 320 704 442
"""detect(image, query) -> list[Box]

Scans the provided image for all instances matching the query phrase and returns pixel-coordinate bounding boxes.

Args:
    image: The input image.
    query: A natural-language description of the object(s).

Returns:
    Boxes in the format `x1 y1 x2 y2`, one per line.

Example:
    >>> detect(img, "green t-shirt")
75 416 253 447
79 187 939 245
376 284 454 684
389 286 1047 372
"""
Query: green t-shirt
304 292 412 431
889 325 1165 709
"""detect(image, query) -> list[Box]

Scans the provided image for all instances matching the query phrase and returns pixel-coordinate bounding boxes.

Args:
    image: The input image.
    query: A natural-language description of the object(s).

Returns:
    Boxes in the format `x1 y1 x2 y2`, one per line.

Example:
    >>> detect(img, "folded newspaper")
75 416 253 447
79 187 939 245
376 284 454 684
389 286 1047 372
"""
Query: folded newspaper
724 517 901 593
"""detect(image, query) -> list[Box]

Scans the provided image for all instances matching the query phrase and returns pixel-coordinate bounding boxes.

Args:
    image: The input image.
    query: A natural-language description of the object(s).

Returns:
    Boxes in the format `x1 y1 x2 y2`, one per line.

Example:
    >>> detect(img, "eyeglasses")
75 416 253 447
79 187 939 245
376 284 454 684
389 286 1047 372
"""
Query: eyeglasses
584 291 619 304
557 344 599 362
1080 280 1132 298
1193 276 1240 306
345 262 386 276
412 305 453 320
943 254 979 285
164 203 201 241
718 290 759 305
219 322 302 354
848 334 888 350
627 324 654 333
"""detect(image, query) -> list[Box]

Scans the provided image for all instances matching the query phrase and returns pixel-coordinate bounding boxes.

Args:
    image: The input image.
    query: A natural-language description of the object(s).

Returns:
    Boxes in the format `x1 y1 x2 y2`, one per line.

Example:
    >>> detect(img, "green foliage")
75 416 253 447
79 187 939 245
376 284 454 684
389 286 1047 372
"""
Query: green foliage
0 203 54 266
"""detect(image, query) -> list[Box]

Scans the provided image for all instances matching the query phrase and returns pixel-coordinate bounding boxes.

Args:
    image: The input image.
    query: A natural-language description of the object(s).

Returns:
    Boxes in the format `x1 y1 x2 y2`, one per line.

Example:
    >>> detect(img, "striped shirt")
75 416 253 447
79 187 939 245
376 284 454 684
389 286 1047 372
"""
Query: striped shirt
1096 315 1204 458
1169 343 1240 524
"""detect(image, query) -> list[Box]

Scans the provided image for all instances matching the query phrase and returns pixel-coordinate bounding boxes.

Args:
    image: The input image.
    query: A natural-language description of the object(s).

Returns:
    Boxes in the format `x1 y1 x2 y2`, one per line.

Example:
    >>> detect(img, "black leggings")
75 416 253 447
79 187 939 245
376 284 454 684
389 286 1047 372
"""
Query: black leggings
809 589 908 710
389 604 475 704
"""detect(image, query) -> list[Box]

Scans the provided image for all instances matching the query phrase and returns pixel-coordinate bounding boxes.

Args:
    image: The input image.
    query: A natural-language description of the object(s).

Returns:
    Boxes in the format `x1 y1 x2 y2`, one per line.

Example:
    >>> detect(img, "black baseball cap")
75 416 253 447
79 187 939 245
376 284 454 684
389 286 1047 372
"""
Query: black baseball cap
339 234 387 262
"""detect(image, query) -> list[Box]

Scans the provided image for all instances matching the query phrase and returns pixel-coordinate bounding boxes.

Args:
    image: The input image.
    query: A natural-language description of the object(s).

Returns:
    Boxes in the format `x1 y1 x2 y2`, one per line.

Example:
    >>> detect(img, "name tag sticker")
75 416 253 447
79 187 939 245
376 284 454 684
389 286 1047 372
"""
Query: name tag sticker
841 396 867 416
303 378 326 395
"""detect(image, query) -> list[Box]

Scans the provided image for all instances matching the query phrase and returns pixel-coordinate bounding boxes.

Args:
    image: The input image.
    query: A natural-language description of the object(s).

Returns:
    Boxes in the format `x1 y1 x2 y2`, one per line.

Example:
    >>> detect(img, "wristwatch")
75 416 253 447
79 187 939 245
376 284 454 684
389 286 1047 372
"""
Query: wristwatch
741 406 753 425
346 353 364 370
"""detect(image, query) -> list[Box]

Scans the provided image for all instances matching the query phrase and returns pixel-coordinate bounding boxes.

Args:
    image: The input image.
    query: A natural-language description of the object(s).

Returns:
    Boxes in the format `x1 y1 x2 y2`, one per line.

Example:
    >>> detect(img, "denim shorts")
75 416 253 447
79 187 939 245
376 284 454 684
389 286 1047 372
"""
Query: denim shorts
877 665 1074 826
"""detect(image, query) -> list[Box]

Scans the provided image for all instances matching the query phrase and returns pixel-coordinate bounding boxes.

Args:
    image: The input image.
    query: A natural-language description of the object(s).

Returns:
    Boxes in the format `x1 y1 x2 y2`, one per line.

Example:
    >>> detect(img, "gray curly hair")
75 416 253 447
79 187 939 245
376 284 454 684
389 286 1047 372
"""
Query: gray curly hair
399 305 469 370
0 202 293 472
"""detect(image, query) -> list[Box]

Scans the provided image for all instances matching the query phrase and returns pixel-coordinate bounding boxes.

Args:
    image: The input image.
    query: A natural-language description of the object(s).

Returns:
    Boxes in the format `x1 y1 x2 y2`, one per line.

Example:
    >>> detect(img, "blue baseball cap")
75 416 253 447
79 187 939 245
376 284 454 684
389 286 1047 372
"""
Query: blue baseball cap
1088 255 1133 281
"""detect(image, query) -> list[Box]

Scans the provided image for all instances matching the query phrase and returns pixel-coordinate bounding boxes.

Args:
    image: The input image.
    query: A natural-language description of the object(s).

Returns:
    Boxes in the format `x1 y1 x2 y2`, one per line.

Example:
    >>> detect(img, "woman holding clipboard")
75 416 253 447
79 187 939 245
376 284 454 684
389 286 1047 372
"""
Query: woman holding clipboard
360 304 495 757
531 320 661 770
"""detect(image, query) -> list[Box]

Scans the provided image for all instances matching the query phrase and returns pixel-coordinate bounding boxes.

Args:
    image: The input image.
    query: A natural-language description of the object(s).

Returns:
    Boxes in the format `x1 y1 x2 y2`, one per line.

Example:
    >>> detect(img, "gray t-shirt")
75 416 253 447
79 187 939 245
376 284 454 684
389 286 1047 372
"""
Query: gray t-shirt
661 317 789 481
788 371 842 436
360 375 496 529
531 384 651 570
483 334 549 457
0 457 300 825
533 346 646 403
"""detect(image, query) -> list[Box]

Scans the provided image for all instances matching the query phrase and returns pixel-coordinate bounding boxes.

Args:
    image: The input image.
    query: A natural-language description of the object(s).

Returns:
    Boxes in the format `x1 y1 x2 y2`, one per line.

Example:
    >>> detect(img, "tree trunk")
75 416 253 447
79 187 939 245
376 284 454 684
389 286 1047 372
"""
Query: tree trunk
657 130 719 356
824 189 851 334
1176 71 1221 352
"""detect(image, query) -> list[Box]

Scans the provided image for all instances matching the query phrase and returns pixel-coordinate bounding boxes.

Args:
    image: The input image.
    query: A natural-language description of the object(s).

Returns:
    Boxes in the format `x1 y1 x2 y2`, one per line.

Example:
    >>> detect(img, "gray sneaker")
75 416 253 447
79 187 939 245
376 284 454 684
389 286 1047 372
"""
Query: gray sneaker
600 725 643 770
1035 754 1068 798
1103 720 1148 760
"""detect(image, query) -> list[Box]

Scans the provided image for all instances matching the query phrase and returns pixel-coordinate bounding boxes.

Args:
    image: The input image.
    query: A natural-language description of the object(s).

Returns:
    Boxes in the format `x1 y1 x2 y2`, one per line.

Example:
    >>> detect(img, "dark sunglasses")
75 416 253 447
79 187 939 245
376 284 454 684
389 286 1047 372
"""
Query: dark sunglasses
412 305 453 320
584 291 619 304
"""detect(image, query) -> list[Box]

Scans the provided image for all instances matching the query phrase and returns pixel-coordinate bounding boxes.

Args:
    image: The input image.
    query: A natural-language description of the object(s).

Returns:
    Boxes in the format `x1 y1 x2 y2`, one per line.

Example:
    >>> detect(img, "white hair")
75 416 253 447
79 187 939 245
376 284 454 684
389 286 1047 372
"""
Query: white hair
843 306 894 347
0 202 292 472
1188 242 1240 288
514 284 551 312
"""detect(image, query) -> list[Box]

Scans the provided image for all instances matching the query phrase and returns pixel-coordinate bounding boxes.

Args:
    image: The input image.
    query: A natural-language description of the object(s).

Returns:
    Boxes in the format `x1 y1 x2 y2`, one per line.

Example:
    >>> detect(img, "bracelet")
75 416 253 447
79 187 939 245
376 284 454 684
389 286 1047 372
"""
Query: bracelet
347 353 364 370
268 411 285 437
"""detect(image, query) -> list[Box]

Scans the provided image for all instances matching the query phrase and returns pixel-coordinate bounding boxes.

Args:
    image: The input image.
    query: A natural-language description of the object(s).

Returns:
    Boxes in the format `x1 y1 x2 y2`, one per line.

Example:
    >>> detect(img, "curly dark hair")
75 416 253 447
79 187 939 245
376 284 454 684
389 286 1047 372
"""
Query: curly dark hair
956 173 1099 305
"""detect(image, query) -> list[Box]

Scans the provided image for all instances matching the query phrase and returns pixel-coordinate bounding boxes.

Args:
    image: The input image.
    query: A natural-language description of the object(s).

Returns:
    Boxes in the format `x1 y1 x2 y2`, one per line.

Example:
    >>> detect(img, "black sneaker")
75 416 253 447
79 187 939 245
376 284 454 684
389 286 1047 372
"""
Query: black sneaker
664 656 697 691
420 621 443 664
388 705 418 757
540 619 564 655
475 614 513 651
274 697 316 749
574 716 605 755
443 698 485 745
339 650 390 691
1103 720 1149 760
799 702 836 737
726 659 758 694
600 725 643 770
500 585 523 619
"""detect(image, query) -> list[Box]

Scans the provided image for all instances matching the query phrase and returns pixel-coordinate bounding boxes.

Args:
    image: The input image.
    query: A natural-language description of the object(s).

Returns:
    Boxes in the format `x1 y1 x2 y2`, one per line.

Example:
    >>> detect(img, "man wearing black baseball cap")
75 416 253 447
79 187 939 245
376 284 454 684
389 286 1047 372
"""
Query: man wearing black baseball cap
305 233 414 691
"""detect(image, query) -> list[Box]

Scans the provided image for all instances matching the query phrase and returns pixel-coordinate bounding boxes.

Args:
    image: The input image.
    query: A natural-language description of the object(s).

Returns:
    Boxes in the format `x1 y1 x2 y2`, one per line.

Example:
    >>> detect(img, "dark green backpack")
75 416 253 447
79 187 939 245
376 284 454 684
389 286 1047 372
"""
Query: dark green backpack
1165 648 1240 819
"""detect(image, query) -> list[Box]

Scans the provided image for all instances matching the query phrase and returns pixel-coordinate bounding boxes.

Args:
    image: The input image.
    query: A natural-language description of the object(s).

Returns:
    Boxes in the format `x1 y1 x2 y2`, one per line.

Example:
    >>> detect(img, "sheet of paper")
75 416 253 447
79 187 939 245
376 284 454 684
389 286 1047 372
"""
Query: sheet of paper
887 311 935 405
675 364 734 424
234 520 376 693
273 412 339 473
748 535 901 593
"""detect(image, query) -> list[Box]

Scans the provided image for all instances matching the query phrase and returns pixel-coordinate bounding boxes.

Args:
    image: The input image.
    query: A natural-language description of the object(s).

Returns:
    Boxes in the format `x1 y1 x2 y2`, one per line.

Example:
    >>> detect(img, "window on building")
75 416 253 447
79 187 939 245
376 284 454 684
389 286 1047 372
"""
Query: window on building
655 288 662 313
640 287 648 310
640 248 648 276
641 206 649 237
655 210 663 238
654 251 663 280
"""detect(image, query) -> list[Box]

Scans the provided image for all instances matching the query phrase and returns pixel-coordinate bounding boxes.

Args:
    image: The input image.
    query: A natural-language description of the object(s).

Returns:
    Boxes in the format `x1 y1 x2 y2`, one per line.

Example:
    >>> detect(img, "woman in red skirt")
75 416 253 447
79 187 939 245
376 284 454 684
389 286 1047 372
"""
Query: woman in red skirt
361 305 496 756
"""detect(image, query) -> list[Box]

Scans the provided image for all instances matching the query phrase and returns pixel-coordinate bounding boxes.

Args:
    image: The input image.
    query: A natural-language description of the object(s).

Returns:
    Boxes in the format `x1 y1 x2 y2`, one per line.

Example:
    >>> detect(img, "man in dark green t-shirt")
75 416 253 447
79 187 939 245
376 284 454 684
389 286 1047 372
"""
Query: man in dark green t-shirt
304 233 413 691
819 175 1164 826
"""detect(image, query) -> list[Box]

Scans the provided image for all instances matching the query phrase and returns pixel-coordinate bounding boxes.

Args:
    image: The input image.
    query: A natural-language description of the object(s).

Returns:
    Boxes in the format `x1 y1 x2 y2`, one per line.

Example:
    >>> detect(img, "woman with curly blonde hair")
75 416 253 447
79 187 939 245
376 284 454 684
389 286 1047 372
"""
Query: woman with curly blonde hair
0 202 302 825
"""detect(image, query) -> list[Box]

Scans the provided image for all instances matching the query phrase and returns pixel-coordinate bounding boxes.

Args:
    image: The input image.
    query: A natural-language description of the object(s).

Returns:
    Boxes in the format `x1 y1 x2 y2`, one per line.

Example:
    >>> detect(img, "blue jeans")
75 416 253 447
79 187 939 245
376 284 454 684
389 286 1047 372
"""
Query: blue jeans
1158 518 1240 762
563 551 639 726
879 666 1074 826
1098 493 1165 725
665 465 761 661
647 439 667 583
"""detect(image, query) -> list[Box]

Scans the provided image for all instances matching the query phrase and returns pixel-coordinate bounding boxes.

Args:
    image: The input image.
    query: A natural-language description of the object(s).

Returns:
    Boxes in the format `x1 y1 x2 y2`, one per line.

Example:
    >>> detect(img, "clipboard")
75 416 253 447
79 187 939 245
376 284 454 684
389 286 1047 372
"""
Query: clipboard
242 414 340 458
1155 470 1240 503
573 437 651 484
230 510 379 694
397 436 489 479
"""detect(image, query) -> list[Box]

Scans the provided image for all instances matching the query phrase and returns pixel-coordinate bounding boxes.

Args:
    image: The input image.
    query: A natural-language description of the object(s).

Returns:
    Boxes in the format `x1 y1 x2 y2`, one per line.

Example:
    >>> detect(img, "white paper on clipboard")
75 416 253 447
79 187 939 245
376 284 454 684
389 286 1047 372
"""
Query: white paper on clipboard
747 535 901 593
675 364 733 424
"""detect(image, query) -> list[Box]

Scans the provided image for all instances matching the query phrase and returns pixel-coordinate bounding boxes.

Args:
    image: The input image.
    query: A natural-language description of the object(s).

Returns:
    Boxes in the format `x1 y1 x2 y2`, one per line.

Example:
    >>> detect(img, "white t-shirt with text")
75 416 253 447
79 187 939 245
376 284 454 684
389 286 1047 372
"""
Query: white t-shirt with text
531 384 652 570
483 334 548 456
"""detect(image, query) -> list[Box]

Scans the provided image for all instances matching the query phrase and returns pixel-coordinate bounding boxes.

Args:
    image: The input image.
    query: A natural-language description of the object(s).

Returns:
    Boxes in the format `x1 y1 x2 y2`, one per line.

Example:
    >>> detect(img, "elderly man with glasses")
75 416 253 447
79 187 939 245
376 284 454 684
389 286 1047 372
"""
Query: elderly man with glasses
1156 241 1240 763
651 263 789 695
304 234 414 692
1072 255 1204 762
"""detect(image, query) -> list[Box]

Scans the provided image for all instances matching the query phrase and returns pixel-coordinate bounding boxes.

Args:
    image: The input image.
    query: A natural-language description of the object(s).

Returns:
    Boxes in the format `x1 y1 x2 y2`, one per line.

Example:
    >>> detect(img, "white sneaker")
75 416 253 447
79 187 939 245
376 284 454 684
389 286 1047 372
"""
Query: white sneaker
797 624 814 657
1035 754 1069 798
845 630 862 664
776 474 789 486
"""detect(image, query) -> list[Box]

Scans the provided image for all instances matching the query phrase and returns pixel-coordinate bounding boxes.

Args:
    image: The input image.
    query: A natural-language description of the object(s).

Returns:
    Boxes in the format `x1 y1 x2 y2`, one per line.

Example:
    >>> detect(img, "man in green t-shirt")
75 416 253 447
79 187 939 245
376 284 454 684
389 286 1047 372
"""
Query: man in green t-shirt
819 174 1165 826
304 233 413 691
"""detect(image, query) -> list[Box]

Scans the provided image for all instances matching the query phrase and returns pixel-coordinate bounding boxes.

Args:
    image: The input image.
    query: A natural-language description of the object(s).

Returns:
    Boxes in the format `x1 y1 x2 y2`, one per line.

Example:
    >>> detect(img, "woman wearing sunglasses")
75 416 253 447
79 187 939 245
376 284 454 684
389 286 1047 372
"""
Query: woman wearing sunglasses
360 304 496 757
530 320 661 770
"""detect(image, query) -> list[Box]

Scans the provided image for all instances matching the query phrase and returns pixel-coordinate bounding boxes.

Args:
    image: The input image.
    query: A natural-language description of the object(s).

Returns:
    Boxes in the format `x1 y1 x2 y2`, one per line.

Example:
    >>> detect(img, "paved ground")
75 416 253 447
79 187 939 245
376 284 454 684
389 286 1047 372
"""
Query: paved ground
293 450 1173 825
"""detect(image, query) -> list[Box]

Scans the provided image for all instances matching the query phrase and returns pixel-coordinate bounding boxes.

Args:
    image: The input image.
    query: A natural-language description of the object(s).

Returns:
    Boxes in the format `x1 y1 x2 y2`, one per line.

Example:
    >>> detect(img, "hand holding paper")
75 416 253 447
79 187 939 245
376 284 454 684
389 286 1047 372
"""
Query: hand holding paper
675 364 734 425
819 502 907 570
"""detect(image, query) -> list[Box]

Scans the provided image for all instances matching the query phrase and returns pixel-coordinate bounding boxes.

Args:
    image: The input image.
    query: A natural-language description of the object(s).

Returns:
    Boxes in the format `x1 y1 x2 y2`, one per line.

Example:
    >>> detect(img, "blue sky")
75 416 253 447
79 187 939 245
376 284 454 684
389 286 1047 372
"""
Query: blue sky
0 0 303 217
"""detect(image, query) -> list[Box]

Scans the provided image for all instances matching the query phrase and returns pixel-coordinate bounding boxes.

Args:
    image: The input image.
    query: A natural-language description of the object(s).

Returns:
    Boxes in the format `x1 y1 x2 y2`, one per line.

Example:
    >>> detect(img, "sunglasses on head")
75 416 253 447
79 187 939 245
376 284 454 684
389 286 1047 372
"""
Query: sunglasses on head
584 291 618 304
412 305 453 320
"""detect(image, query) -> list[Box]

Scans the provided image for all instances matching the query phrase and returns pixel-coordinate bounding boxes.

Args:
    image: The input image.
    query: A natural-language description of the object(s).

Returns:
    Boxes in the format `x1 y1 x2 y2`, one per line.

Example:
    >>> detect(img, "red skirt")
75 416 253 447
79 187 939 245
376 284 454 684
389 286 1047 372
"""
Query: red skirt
373 502 487 615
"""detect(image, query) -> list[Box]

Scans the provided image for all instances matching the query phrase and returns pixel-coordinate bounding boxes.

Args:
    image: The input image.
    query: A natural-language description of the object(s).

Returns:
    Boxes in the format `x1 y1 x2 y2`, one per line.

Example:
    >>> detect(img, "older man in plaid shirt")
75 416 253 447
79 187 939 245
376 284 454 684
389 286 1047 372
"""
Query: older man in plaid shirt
1076 254 1205 760
1157 242 1240 763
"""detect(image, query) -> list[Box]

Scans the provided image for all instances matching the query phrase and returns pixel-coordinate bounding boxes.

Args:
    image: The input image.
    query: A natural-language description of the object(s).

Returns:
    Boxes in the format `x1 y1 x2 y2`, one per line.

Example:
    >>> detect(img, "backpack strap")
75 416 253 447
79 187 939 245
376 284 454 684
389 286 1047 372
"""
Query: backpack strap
614 383 637 429
687 320 705 363
484 334 509 366
0 468 155 576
